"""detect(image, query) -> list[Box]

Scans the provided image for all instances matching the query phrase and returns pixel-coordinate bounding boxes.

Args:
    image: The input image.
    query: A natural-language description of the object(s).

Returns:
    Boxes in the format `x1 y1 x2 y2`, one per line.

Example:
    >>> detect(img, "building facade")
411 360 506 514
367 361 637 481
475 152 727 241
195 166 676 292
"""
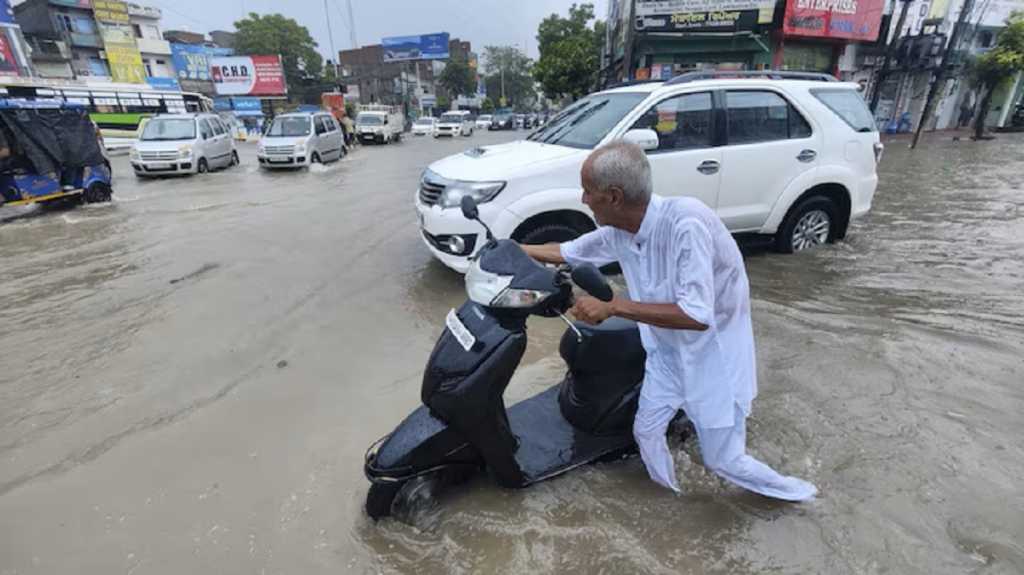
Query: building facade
127 3 171 80
15 0 108 79
338 36 472 112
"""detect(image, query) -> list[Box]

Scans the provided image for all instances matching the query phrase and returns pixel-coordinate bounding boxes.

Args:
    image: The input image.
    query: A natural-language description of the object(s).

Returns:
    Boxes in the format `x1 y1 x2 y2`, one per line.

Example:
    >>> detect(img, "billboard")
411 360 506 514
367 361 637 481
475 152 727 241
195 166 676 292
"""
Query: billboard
783 0 886 41
209 55 286 96
635 0 776 32
0 0 14 25
170 43 233 82
381 33 449 62
94 0 147 83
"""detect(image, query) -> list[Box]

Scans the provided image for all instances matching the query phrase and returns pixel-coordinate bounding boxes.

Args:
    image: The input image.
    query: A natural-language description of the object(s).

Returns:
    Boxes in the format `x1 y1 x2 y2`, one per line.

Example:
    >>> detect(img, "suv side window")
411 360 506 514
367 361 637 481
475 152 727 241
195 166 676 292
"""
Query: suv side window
630 92 713 152
199 118 214 140
726 91 812 145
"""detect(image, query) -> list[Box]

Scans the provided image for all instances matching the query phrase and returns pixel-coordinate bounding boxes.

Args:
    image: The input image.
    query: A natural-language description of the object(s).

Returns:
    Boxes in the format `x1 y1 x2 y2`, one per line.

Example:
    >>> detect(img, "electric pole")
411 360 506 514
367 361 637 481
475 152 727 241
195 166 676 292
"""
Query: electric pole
870 0 913 113
622 0 636 81
346 0 358 49
323 0 337 83
911 0 974 149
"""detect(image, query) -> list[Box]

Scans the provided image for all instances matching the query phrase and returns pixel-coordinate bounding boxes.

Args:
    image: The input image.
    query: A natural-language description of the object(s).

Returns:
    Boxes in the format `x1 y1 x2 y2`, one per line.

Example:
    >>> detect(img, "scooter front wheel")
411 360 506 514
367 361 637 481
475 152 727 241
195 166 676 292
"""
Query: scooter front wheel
366 481 405 520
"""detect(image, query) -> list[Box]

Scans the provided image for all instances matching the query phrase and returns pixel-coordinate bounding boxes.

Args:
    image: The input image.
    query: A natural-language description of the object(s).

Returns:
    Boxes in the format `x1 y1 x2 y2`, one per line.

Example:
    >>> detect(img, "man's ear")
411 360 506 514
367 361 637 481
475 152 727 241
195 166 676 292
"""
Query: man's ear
607 185 626 207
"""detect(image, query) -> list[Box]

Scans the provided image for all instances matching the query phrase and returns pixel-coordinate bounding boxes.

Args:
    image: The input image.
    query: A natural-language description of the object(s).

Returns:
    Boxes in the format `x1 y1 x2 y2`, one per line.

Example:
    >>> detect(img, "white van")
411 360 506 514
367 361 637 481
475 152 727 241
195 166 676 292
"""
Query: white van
257 112 346 169
130 113 239 177
356 106 404 144
416 72 882 272
435 110 474 137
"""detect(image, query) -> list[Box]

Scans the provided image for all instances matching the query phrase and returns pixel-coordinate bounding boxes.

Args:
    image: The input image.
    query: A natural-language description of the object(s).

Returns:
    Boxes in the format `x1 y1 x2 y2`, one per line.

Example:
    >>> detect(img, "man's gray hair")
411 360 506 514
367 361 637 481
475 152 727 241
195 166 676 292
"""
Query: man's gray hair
586 140 653 205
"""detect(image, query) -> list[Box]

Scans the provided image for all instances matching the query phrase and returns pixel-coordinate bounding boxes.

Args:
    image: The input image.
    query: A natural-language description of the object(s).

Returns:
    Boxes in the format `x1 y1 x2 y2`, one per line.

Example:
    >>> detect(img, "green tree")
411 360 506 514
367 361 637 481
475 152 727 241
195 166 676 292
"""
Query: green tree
969 12 1024 139
480 97 495 113
233 13 324 94
483 45 535 108
533 3 603 101
438 57 476 100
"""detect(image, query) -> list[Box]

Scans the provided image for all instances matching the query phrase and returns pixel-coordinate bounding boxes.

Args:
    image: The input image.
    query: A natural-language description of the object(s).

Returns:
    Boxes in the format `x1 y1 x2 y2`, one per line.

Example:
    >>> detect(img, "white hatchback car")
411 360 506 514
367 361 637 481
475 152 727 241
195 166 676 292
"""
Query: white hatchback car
415 71 882 272
258 112 345 169
413 117 438 136
475 114 493 129
131 113 239 177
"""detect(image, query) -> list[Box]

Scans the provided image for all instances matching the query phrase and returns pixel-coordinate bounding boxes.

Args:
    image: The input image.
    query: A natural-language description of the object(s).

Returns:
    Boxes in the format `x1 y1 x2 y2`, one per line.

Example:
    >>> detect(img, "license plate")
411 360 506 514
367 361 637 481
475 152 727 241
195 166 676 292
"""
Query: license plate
446 309 476 352
268 158 289 164
148 162 171 169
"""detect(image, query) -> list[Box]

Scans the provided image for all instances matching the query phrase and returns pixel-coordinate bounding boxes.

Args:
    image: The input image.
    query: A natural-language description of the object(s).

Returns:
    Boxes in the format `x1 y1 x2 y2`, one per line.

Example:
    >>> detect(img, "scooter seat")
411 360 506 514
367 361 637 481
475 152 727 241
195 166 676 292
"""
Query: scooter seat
559 317 645 374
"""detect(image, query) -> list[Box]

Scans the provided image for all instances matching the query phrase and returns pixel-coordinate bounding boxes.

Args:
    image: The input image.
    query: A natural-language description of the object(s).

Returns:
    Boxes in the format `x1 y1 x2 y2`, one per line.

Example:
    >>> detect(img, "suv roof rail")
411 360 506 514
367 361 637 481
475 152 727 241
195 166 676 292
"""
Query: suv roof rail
664 70 839 86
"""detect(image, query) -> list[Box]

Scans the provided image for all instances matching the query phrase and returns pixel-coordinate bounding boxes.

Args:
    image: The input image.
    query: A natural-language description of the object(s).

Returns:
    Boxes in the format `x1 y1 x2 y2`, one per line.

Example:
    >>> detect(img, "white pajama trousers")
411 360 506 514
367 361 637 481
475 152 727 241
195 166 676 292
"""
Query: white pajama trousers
633 402 818 501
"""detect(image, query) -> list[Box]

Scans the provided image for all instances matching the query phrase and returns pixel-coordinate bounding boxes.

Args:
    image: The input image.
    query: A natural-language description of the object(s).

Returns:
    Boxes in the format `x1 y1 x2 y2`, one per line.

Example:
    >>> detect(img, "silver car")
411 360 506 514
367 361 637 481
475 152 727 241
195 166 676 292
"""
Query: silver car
258 112 346 169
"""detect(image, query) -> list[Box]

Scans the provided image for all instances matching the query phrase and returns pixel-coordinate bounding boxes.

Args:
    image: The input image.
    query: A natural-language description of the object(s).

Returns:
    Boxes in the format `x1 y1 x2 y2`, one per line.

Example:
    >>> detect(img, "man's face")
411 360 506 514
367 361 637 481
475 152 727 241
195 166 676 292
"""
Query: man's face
581 168 616 226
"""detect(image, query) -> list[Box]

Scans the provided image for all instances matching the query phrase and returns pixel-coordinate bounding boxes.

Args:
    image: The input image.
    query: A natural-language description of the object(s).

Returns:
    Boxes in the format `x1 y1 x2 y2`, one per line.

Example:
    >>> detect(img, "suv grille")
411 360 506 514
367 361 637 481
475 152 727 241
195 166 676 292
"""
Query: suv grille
419 172 447 206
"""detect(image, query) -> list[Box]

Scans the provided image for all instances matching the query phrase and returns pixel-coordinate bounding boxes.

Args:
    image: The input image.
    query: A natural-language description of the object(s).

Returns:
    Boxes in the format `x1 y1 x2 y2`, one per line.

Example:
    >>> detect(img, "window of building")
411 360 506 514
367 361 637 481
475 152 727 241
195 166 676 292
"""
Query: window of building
630 92 714 152
726 91 813 145
978 31 994 48
143 59 153 77
87 58 110 77
55 14 73 33
133 24 143 38
73 16 96 34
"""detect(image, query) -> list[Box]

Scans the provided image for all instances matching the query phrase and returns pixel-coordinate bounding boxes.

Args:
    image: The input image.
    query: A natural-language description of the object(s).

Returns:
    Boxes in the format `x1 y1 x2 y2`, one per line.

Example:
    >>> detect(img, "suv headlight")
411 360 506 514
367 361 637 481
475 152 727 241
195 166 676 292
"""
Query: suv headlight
129 148 140 161
294 143 306 153
177 144 192 159
439 180 506 208
466 260 552 308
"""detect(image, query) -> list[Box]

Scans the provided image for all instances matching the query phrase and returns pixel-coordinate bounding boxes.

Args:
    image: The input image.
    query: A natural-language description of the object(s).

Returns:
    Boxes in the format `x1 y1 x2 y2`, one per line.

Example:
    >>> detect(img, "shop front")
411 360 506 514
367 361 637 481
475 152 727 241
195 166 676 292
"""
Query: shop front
774 0 886 74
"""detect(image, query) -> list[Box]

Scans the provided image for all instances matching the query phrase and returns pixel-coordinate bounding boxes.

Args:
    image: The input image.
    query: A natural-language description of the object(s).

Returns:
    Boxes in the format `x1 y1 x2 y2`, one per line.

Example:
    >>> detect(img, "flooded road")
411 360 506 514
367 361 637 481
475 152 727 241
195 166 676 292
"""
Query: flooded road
1 130 1022 574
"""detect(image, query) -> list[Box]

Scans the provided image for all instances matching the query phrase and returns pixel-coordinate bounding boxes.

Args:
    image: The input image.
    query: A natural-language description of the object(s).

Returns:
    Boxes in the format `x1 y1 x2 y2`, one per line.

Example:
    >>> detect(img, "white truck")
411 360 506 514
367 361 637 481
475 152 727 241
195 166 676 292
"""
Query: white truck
355 104 404 144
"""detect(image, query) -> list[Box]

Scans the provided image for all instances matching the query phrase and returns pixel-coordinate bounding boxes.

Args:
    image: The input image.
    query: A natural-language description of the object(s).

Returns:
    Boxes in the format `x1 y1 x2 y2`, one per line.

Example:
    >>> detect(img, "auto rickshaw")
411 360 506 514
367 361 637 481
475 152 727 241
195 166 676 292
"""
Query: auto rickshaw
0 99 112 210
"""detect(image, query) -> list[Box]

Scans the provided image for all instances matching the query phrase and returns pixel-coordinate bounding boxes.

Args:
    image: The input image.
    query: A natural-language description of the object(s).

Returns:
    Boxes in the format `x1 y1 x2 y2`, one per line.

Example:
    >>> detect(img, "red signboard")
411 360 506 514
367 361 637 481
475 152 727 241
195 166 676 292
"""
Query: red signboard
210 55 287 96
783 0 885 41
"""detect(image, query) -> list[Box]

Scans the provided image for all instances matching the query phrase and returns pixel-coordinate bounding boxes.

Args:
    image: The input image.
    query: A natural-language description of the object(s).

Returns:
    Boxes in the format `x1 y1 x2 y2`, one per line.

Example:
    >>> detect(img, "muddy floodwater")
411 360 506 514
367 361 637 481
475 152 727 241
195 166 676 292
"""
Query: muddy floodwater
1 131 1022 574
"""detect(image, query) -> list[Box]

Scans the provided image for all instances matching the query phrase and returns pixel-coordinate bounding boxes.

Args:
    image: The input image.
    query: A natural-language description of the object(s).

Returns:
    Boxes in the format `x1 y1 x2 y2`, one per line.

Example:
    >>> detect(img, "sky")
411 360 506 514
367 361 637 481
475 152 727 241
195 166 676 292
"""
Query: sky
146 0 609 65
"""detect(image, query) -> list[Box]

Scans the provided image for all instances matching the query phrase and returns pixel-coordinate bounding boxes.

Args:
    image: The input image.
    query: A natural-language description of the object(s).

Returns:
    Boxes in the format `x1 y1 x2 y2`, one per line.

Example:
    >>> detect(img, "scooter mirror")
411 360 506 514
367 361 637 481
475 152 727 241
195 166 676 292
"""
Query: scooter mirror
460 195 479 220
571 264 613 302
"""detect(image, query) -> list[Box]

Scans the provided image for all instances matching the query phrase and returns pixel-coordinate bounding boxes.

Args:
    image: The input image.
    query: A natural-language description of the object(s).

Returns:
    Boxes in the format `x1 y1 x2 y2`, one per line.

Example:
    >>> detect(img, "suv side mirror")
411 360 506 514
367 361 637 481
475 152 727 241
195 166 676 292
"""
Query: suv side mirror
571 264 613 302
623 128 659 151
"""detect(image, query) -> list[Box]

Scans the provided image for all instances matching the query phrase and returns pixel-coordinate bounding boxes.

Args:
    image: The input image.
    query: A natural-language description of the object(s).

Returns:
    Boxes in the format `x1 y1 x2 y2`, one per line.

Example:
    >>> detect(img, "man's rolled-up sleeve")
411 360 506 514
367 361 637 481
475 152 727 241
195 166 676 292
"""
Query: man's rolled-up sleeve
674 219 715 327
560 226 618 267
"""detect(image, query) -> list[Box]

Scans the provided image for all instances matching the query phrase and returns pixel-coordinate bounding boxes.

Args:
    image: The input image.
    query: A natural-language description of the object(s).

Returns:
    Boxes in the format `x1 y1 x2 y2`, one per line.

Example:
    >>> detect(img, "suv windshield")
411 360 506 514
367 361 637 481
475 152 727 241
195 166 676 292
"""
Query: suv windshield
266 117 311 137
440 114 464 123
357 114 383 125
140 118 196 141
527 92 649 149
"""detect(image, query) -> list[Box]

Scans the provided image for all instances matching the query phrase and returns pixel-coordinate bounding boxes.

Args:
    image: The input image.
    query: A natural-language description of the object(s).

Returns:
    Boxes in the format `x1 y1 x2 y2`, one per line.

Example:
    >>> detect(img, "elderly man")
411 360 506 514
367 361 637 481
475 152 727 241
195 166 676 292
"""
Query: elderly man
521 141 817 501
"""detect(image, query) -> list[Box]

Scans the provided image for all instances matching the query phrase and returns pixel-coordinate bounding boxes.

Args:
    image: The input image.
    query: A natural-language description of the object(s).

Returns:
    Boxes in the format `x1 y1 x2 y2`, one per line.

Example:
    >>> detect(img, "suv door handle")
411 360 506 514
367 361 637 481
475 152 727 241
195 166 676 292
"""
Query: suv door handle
697 160 720 175
797 149 817 163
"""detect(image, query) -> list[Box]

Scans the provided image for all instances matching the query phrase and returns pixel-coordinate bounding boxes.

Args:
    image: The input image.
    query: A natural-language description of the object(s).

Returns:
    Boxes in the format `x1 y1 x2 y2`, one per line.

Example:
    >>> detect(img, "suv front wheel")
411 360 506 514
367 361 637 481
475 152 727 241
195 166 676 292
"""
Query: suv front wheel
775 196 838 253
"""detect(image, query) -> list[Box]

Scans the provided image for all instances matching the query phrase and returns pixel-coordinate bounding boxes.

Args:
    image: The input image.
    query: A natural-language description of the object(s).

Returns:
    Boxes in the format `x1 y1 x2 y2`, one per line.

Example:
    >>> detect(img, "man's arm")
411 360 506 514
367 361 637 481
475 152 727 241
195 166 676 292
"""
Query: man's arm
572 296 708 331
520 243 565 264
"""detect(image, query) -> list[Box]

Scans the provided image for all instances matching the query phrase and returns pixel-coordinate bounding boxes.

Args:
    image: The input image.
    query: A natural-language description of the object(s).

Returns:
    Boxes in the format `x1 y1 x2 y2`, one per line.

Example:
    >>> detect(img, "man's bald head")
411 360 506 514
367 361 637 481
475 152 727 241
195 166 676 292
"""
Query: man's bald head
581 140 653 207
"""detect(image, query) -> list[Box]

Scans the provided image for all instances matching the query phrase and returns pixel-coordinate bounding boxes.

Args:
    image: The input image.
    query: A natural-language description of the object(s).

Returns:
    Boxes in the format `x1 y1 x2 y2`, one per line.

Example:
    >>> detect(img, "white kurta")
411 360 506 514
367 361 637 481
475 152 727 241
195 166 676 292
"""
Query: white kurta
561 194 756 430
561 195 816 500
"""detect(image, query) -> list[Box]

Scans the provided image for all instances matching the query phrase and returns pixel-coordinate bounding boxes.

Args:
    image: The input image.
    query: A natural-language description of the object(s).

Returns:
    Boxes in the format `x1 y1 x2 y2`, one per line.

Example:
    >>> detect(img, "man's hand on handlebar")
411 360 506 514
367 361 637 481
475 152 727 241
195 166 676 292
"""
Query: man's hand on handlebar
520 242 565 265
571 295 615 325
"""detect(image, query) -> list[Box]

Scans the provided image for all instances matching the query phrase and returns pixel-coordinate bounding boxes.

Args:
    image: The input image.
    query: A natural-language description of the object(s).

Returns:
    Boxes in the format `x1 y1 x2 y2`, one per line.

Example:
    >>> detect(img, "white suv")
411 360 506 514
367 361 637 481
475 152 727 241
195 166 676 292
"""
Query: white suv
415 72 882 273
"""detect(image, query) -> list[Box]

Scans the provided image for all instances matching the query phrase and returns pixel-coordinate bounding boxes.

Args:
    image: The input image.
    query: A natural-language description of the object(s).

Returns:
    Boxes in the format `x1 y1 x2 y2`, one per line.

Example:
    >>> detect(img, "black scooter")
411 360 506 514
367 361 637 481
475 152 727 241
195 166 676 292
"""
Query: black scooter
363 197 657 520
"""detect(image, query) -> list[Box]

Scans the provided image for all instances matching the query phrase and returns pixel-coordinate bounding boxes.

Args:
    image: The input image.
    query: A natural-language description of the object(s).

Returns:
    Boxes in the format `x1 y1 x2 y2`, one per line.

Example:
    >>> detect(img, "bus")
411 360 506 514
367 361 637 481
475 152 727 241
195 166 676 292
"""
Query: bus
0 78 213 148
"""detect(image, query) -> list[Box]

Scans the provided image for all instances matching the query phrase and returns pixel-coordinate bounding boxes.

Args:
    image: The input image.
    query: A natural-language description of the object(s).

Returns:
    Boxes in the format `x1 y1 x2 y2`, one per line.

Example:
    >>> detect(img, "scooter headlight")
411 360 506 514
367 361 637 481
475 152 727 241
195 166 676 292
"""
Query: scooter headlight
465 259 552 308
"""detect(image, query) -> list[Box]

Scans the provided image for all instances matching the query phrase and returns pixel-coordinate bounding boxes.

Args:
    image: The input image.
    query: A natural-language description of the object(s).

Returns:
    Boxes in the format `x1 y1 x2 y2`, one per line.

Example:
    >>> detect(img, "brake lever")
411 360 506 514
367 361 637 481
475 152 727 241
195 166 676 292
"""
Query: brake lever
557 311 583 343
